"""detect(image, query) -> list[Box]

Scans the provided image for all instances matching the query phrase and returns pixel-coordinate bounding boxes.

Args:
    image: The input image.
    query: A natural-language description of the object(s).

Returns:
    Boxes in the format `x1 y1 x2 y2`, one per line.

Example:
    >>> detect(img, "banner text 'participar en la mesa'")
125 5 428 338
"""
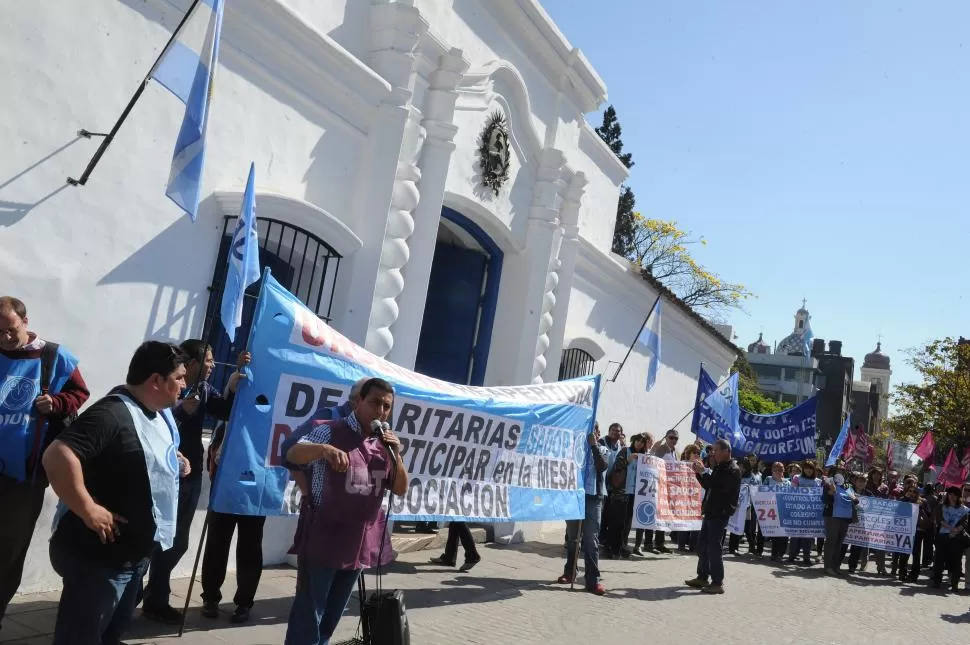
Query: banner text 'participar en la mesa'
210 275 600 522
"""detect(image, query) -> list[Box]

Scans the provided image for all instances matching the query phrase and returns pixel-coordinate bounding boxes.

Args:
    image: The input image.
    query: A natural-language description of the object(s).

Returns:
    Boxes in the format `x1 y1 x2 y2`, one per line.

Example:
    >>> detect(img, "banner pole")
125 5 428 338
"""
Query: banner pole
667 370 737 436
609 294 661 383
67 0 203 186
177 512 210 637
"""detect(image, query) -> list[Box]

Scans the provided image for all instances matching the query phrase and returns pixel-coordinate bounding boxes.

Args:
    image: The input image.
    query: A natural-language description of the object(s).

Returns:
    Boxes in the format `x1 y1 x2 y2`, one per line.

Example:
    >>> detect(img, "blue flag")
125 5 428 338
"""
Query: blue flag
152 0 224 220
636 298 662 391
220 163 261 342
703 372 741 442
826 415 851 467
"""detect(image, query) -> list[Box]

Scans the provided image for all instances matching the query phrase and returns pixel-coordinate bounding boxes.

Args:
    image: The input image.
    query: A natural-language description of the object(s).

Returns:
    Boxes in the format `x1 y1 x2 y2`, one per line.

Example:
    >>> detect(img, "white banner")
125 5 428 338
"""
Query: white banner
631 455 703 531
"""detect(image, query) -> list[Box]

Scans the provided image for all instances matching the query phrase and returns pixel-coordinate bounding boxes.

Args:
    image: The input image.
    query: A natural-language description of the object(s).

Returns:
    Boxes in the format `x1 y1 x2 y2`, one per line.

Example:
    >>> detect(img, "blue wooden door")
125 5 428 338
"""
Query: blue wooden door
415 243 488 385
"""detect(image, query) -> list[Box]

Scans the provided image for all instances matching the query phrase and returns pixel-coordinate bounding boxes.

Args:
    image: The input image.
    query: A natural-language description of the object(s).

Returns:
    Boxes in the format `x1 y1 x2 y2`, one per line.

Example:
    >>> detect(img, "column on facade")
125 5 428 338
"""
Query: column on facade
506 147 568 385
361 1 430 358
388 47 470 369
540 171 587 383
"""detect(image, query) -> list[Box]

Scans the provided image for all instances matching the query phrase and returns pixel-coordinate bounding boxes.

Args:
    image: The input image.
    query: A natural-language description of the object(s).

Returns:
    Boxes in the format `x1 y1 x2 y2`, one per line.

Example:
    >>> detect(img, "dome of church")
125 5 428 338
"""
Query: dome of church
747 333 770 354
863 342 890 371
777 331 808 356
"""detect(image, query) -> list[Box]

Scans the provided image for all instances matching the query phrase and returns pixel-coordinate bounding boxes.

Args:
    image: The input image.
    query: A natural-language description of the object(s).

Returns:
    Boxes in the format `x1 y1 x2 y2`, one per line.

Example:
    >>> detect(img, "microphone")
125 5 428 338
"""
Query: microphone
370 419 386 442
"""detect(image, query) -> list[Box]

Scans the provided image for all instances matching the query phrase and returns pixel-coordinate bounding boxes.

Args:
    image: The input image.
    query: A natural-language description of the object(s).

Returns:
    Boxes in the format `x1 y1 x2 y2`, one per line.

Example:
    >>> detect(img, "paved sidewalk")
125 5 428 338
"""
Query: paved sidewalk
5 540 970 644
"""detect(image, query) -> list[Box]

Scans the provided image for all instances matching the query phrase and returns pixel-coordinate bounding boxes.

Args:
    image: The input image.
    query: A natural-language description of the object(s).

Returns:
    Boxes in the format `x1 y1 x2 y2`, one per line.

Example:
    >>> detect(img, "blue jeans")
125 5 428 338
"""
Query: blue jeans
285 564 361 645
564 495 602 589
143 473 202 608
696 517 729 586
50 539 150 645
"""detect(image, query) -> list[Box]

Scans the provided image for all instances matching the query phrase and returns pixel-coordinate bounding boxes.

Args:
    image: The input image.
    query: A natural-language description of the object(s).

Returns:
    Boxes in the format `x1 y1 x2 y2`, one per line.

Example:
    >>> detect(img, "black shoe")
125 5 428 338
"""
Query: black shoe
460 556 482 572
230 606 251 624
656 546 671 554
201 600 219 619
141 603 183 625
430 554 456 566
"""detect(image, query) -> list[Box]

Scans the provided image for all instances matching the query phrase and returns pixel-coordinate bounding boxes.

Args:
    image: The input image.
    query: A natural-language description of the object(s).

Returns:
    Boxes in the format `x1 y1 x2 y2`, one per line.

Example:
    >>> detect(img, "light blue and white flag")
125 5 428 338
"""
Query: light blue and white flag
826 415 851 467
802 319 815 356
637 298 662 391
151 0 225 220
703 372 741 442
220 163 261 342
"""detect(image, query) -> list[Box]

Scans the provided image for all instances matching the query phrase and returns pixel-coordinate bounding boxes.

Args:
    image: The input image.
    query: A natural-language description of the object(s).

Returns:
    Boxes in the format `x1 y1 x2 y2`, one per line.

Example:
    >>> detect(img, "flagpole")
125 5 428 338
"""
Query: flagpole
178 265 268 637
609 294 661 383
67 0 203 186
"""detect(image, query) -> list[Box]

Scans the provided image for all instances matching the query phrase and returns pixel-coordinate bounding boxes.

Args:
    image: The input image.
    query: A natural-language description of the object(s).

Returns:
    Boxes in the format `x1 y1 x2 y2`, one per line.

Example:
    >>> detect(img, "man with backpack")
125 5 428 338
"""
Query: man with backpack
0 296 89 632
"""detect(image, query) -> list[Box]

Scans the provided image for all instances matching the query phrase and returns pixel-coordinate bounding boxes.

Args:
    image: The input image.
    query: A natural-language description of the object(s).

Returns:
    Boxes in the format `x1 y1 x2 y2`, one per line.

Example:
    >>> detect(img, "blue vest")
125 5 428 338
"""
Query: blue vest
0 345 78 482
832 485 855 519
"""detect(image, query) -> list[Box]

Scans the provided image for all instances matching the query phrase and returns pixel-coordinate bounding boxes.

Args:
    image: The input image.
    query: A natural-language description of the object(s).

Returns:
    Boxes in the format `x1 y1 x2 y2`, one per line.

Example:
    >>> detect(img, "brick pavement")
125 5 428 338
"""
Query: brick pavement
5 539 970 645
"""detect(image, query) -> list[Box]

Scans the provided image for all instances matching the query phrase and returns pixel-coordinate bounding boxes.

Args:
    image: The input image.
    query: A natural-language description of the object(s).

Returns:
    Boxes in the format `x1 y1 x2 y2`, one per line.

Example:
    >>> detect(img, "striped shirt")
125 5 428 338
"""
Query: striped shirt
297 411 362 506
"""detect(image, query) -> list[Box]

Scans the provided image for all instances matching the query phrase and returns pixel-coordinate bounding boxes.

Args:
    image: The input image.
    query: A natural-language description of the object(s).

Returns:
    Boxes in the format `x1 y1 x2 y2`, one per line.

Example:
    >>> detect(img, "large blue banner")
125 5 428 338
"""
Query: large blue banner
210 275 599 521
693 367 817 461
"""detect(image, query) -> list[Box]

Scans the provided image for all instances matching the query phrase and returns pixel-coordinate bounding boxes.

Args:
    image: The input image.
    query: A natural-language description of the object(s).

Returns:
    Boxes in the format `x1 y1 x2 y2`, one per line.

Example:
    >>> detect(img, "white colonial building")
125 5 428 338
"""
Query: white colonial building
0 0 736 593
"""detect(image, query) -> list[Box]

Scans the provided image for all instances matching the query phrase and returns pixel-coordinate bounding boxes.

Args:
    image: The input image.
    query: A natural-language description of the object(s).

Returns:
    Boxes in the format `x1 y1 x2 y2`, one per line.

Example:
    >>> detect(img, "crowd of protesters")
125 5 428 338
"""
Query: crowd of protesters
567 421 970 597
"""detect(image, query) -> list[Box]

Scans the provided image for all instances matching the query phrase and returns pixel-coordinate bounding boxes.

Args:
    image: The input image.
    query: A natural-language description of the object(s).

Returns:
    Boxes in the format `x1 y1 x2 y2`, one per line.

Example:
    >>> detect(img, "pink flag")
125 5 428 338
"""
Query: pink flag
938 448 962 487
913 432 935 462
886 439 893 472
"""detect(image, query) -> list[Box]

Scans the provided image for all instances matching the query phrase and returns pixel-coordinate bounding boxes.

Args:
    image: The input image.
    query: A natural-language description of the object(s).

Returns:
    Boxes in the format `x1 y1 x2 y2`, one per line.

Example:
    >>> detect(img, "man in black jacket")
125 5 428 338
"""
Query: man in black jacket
685 439 741 595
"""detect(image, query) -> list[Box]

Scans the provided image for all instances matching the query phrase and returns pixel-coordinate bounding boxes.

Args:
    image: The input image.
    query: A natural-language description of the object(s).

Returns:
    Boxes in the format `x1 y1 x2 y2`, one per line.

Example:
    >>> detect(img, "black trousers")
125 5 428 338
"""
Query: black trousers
200 512 266 608
606 495 632 555
0 478 46 623
931 533 964 588
444 522 479 562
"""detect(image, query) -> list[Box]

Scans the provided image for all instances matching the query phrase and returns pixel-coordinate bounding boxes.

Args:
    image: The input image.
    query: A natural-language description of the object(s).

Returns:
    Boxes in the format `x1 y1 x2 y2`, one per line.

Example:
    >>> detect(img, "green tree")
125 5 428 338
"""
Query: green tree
594 106 637 256
885 337 970 456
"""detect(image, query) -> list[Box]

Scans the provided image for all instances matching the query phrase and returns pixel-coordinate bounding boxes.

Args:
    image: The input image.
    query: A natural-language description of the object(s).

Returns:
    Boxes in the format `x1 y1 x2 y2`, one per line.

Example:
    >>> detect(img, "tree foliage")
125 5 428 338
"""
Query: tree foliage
884 337 970 456
633 217 752 317
594 106 637 257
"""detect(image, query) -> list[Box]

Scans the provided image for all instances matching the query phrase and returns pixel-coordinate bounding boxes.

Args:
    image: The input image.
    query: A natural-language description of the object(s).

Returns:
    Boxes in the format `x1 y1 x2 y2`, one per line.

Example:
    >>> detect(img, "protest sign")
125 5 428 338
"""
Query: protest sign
693 367 817 462
631 455 703 531
845 497 918 554
727 485 751 536
210 274 599 521
750 486 825 538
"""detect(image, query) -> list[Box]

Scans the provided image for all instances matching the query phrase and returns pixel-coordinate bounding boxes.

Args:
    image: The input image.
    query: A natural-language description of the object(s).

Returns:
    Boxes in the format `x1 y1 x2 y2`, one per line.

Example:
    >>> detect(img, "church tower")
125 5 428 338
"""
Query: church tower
860 341 892 430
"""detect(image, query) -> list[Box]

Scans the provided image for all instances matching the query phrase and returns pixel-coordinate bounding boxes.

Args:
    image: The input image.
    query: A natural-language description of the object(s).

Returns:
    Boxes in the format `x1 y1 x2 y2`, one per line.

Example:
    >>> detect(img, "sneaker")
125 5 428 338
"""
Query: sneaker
556 574 573 584
430 554 456 567
590 583 606 596
631 547 643 556
701 584 725 594
230 606 251 624
656 545 671 554
141 604 183 625
459 557 481 572
684 577 709 589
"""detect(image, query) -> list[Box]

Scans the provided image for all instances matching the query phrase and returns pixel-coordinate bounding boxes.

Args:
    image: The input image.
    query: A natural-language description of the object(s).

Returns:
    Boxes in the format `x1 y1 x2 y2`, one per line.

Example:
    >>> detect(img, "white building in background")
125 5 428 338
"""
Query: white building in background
860 341 892 428
1 0 736 593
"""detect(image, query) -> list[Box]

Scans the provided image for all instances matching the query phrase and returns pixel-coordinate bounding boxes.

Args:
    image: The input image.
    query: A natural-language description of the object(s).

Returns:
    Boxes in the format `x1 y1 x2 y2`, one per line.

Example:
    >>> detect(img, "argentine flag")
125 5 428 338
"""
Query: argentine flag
636 298 662 391
703 372 741 442
826 415 851 467
151 0 225 221
220 163 261 342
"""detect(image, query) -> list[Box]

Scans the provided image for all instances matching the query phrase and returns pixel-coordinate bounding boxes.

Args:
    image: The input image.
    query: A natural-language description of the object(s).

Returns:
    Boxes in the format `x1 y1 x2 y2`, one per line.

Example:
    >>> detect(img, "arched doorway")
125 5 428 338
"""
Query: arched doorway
414 207 503 386
201 216 342 392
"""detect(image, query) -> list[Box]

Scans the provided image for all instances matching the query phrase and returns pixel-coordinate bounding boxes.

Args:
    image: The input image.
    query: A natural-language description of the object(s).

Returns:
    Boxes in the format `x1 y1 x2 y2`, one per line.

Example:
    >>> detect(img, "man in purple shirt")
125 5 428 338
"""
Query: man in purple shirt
283 377 408 645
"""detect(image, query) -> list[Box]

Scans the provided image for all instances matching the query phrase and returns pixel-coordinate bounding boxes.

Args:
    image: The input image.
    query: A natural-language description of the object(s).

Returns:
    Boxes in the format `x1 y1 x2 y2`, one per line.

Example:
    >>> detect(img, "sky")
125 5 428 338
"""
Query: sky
543 0 970 394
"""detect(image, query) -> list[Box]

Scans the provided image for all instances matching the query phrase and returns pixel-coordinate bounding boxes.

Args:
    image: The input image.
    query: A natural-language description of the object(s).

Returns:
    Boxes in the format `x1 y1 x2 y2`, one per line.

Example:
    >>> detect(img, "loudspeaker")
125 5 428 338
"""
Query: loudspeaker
362 590 410 645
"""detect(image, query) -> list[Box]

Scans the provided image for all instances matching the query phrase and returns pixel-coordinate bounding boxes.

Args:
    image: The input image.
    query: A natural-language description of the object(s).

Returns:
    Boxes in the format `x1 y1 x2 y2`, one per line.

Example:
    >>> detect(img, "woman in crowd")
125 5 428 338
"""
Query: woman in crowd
765 461 791 561
896 482 923 582
676 445 703 553
729 456 761 556
787 463 802 480
787 460 820 565
846 472 871 573
907 484 938 580
821 466 858 576
864 468 890 575
931 486 969 591
606 433 650 558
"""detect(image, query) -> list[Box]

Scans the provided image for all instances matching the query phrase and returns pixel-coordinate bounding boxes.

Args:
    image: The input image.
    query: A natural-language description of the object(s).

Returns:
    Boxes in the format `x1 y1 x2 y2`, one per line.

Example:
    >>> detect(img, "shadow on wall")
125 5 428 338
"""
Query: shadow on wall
99 195 224 343
0 135 84 227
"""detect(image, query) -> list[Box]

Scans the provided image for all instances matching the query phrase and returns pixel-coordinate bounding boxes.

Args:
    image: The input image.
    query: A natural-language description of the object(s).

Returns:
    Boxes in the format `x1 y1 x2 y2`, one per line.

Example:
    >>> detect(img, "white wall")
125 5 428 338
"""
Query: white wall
565 242 737 443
